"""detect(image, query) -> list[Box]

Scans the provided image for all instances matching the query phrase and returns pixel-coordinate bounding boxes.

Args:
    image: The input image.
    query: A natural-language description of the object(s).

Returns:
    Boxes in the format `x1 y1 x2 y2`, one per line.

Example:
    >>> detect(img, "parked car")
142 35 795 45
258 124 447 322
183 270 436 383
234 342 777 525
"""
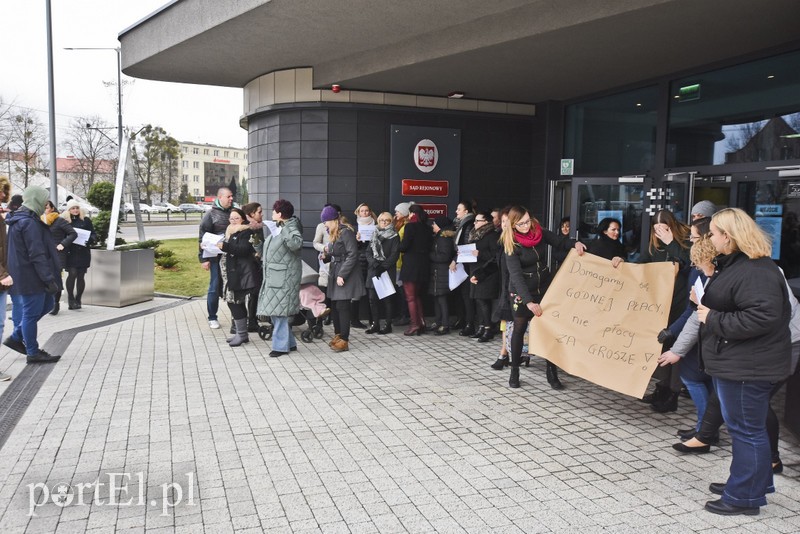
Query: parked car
141 203 163 214
153 202 181 213
178 203 206 213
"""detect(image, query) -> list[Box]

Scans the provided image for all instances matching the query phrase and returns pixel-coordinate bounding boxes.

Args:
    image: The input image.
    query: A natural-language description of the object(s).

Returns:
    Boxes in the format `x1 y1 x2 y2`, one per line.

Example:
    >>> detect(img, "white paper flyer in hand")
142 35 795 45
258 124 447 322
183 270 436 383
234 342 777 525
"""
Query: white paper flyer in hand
456 243 477 263
693 277 705 303
264 221 281 237
449 263 469 290
358 224 376 242
201 232 224 258
73 228 91 247
372 271 396 300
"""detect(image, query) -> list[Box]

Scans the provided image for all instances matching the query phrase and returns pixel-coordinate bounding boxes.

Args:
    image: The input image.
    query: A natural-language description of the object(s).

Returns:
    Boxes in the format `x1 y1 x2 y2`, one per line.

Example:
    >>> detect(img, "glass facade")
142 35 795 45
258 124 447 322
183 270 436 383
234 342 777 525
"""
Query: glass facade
564 86 658 174
667 50 800 168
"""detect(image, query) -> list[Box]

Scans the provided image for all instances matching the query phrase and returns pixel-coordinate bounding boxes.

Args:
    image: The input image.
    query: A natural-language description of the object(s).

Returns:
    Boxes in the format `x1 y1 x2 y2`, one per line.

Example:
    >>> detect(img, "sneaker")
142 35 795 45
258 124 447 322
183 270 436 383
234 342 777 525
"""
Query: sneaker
3 336 26 355
26 350 61 364
208 319 221 329
0 373 11 381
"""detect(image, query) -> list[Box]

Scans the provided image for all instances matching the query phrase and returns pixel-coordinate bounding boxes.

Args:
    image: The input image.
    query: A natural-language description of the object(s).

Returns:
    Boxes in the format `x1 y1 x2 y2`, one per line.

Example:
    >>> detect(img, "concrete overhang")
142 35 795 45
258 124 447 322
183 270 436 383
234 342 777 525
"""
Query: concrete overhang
120 0 800 104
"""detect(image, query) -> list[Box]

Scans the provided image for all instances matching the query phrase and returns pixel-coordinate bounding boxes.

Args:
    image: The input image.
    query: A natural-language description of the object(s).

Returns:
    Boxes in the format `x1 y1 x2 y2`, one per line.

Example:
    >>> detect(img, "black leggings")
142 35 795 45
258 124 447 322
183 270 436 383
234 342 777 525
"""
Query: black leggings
331 300 351 341
227 302 247 320
66 268 86 302
433 295 449 327
368 288 393 324
458 281 475 325
475 298 492 327
510 315 530 367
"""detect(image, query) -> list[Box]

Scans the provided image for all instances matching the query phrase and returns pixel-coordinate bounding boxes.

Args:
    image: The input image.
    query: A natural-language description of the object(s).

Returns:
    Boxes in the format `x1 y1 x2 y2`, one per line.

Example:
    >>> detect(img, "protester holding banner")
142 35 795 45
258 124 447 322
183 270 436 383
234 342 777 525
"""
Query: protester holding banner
585 217 626 265
397 204 432 336
638 208 691 413
364 212 399 335
428 216 456 335
697 207 792 516
503 206 584 389
468 210 500 342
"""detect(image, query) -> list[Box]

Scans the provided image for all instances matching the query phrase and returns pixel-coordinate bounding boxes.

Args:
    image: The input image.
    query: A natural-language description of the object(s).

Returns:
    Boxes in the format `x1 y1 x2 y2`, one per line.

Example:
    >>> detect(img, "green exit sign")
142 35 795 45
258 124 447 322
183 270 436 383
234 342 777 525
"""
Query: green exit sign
678 83 701 102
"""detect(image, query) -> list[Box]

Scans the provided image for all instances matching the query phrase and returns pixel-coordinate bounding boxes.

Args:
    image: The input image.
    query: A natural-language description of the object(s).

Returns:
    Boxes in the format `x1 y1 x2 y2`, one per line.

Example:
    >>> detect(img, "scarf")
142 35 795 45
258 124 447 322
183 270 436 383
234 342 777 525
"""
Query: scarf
42 212 60 225
356 215 375 226
468 222 494 243
370 225 398 262
514 225 542 248
454 213 474 230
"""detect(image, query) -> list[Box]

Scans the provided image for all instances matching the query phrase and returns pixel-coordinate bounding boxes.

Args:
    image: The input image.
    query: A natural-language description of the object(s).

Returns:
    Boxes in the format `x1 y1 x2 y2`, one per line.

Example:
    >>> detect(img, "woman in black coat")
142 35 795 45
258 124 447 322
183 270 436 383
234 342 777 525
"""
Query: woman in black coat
218 208 262 347
62 200 95 310
429 216 456 335
697 208 792 516
503 205 583 389
365 212 400 335
468 210 500 342
398 204 432 336
585 217 626 263
42 201 77 315
453 200 477 335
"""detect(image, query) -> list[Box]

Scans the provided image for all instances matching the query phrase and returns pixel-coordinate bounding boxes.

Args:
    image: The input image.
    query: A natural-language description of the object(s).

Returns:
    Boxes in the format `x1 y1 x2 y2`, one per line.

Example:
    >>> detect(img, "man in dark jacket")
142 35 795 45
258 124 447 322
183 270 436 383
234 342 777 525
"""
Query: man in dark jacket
2 186 62 363
199 187 233 329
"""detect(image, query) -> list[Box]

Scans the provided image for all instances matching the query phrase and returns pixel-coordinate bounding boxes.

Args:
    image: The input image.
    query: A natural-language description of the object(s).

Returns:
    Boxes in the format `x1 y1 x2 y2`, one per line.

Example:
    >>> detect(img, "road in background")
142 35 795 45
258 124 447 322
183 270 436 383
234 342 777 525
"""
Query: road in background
120 223 198 241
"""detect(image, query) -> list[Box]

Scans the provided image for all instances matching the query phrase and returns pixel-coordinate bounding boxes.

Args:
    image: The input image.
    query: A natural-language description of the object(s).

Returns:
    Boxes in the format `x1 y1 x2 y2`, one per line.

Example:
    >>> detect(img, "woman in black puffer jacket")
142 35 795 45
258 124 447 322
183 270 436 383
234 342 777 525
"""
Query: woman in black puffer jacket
42 201 77 315
62 200 95 310
468 210 500 342
219 208 262 347
428 216 456 335
697 208 792 516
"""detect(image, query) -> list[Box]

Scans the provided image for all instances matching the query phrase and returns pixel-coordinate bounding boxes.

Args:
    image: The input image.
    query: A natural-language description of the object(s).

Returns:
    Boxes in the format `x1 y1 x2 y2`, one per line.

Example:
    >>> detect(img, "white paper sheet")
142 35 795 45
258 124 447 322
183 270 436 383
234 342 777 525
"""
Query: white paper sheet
372 271 396 299
73 228 91 247
693 277 705 303
264 221 281 237
449 263 469 290
456 243 477 263
201 232 224 258
358 224 376 242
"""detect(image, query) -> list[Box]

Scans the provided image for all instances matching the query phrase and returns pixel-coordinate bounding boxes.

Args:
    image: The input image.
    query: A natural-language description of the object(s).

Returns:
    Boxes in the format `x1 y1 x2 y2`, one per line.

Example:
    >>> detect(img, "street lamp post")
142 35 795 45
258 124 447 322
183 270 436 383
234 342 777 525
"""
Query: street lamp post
64 46 145 241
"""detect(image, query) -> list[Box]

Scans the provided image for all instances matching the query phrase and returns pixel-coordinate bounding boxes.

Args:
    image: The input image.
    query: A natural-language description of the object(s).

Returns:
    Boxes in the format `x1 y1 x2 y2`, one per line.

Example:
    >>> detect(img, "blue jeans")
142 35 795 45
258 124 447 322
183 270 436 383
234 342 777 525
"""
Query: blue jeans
714 377 775 507
680 349 712 431
270 316 297 353
207 259 221 321
10 293 55 355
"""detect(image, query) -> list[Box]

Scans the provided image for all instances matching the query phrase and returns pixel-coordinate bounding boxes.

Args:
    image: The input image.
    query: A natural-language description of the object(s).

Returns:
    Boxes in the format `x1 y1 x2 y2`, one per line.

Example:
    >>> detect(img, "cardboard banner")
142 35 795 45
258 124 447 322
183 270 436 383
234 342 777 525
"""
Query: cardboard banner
528 250 675 398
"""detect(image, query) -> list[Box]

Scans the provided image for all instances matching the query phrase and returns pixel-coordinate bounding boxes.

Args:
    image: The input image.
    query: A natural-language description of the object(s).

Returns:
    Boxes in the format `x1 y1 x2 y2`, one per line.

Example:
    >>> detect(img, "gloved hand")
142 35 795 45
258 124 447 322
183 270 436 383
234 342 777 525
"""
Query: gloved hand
657 328 676 345
45 281 60 294
374 266 385 277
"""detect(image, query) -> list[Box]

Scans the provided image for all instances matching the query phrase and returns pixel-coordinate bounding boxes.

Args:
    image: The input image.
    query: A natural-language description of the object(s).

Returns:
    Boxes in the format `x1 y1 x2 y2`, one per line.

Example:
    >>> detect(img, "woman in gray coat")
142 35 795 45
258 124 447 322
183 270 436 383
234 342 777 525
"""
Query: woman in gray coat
257 199 303 357
320 205 365 352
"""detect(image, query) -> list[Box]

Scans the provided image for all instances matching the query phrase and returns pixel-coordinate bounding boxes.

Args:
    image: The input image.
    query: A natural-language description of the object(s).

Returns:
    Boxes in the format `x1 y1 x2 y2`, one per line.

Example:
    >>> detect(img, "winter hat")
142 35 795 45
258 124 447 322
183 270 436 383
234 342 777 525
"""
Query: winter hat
394 202 414 217
320 205 339 222
691 200 717 219
434 215 453 229
22 186 48 217
65 199 82 211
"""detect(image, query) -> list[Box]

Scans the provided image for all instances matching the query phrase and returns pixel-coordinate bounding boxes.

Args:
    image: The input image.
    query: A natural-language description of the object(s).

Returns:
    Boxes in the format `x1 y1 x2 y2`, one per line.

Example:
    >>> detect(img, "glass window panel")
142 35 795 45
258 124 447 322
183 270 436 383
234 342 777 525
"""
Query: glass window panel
576 183 645 261
564 87 658 174
668 50 800 167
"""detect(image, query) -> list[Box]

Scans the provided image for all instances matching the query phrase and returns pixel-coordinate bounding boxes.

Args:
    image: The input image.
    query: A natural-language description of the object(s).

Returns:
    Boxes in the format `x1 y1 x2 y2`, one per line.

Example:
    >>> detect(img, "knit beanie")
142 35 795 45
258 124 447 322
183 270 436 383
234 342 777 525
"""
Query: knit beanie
65 199 82 211
22 186 48 217
394 202 413 217
691 200 717 219
320 205 339 222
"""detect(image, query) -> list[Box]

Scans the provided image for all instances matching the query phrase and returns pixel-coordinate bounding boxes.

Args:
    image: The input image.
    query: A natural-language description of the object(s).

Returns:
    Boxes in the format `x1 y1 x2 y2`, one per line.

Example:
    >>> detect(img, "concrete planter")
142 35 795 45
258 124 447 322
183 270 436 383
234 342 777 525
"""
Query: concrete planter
84 249 155 307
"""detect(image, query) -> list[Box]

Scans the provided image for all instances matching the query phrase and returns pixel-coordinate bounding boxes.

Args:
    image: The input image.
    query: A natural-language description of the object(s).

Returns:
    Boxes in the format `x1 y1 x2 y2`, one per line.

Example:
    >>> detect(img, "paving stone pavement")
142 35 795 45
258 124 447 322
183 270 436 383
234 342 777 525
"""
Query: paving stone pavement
0 297 798 533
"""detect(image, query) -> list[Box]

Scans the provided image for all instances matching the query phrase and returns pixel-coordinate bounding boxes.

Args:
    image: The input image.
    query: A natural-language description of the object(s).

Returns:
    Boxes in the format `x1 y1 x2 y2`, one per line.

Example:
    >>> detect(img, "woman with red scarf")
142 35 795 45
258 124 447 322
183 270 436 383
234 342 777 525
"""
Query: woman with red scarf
503 206 585 388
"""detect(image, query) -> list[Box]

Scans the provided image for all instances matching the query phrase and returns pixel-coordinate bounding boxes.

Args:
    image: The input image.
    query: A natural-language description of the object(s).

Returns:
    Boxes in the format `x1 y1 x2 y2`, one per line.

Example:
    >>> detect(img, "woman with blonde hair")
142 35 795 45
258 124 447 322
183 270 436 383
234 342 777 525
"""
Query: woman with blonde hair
320 205 365 352
502 206 584 388
352 203 377 329
364 212 399 334
697 208 791 516
61 199 95 309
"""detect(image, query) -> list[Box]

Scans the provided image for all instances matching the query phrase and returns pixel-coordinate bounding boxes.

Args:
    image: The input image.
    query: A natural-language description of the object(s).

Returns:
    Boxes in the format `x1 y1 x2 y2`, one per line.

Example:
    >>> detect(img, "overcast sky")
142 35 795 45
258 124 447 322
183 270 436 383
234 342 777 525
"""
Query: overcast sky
2 0 248 152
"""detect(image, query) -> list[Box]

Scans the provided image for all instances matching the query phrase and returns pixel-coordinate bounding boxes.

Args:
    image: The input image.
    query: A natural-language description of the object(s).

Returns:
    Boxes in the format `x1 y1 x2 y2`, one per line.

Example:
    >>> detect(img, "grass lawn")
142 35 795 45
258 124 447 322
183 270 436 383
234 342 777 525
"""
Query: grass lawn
154 238 209 297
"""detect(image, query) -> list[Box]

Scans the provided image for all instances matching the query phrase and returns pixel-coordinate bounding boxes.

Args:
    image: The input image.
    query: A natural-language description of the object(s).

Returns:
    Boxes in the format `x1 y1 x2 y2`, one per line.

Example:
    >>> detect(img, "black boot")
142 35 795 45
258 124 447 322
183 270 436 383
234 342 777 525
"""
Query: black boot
652 391 679 413
490 356 509 370
365 322 380 334
470 326 486 339
641 384 670 404
350 300 367 329
378 323 392 335
546 362 564 390
459 323 475 337
67 295 77 310
247 319 259 333
50 292 61 315
477 326 496 343
509 366 520 388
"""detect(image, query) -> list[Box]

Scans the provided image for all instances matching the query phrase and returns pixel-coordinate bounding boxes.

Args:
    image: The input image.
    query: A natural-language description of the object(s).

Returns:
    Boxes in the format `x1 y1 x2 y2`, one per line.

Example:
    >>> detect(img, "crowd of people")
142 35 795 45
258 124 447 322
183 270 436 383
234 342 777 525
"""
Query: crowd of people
198 191 798 516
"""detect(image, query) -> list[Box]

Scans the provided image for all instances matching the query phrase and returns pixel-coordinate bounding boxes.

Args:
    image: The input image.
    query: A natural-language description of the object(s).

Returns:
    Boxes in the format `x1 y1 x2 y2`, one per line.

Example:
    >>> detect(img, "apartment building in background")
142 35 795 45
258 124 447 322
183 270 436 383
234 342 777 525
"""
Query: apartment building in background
178 141 248 201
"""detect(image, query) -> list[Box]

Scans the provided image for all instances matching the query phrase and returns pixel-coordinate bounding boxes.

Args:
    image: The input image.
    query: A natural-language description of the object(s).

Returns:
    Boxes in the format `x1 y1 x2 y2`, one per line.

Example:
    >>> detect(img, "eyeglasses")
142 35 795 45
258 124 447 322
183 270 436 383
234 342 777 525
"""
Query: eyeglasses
514 218 531 228
475 218 486 223
378 219 392 223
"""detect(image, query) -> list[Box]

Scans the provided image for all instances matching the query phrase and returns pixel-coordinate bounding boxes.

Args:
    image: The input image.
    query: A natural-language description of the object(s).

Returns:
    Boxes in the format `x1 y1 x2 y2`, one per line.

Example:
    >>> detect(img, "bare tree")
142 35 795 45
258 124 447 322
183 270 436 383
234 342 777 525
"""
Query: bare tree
7 108 47 187
61 116 117 197
131 125 179 204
